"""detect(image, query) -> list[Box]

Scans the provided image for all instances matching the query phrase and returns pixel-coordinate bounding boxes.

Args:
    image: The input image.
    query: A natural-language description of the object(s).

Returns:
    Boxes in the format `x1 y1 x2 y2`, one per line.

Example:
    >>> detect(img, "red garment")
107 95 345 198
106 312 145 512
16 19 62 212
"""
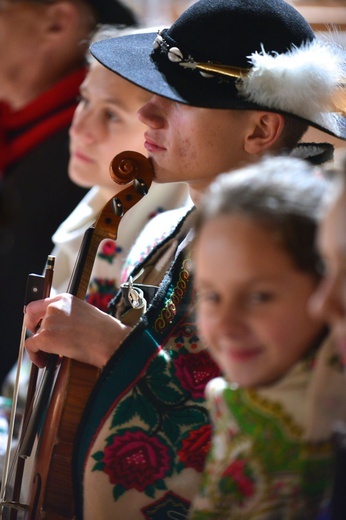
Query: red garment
0 68 86 173
0 68 88 385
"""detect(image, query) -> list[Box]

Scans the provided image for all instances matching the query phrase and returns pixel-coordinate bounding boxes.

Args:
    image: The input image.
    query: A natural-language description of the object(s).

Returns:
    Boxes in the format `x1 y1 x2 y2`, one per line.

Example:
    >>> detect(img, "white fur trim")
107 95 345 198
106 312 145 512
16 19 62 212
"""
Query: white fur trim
237 38 346 133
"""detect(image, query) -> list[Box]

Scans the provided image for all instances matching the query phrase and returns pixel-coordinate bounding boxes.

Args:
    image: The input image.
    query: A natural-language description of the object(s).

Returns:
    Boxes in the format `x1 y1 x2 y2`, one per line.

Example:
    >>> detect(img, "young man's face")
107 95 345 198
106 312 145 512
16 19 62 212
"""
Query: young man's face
310 185 346 365
137 95 254 198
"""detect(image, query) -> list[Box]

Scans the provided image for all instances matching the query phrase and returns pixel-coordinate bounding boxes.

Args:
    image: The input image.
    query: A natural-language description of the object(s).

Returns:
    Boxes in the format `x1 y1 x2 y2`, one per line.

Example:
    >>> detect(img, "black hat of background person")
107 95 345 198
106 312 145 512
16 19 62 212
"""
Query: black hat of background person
86 0 137 26
90 0 346 140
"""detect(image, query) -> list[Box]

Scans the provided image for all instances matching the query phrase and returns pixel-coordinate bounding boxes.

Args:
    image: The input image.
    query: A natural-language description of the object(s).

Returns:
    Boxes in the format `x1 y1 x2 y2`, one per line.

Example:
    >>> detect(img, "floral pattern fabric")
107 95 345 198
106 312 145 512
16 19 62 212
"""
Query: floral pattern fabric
51 183 190 306
189 340 346 520
73 208 220 520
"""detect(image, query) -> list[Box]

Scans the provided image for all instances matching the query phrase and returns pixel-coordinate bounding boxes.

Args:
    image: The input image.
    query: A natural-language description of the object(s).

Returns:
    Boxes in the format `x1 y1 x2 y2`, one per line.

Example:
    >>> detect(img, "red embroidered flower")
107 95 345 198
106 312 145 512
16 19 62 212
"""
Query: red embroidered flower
98 240 122 264
101 240 117 256
86 279 117 312
102 430 171 491
178 424 212 472
220 458 256 500
86 292 114 312
174 350 220 399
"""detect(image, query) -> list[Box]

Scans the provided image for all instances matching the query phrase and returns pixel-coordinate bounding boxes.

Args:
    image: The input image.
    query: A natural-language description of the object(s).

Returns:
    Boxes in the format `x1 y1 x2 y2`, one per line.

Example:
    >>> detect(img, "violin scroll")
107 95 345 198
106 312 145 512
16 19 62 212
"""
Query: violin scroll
110 150 153 187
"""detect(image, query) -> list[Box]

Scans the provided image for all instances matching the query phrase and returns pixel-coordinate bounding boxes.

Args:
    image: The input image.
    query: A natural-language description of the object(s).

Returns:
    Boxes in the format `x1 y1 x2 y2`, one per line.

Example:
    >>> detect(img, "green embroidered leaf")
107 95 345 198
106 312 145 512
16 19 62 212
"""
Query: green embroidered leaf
145 485 156 498
144 353 187 404
148 380 185 405
176 461 185 473
111 394 138 428
136 392 160 429
92 461 105 472
162 415 181 444
155 479 168 491
113 484 127 500
171 407 206 427
91 450 104 462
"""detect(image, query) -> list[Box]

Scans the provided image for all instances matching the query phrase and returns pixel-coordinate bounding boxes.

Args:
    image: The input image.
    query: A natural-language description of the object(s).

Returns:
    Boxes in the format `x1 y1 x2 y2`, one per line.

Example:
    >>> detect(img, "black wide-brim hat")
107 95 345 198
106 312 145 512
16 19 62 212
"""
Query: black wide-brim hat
90 0 346 139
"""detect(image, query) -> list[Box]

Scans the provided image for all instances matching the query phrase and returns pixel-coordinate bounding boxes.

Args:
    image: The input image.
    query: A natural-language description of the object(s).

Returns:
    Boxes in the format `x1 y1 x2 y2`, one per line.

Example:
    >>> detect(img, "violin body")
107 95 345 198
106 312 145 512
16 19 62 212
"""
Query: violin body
27 361 98 519
7 152 154 519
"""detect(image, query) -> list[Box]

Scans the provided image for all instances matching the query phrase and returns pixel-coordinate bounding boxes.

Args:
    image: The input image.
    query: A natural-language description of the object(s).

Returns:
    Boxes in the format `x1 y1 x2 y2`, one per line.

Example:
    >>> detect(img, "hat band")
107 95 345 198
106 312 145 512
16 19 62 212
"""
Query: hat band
153 31 249 80
152 30 345 124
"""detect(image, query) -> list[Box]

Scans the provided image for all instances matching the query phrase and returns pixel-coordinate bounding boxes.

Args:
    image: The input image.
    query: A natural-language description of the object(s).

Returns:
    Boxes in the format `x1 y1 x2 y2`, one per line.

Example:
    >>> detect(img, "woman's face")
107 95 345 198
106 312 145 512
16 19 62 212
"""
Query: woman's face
194 214 325 388
310 185 346 364
69 61 150 190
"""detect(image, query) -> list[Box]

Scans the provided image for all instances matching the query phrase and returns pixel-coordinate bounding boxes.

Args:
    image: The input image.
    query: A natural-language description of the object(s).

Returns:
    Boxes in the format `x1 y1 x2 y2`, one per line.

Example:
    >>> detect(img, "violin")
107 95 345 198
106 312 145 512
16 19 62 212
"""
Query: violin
1 151 154 519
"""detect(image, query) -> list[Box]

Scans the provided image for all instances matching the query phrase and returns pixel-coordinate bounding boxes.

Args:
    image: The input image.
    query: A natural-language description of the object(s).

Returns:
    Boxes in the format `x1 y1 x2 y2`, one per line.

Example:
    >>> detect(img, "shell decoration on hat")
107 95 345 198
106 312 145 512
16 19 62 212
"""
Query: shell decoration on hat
153 30 346 135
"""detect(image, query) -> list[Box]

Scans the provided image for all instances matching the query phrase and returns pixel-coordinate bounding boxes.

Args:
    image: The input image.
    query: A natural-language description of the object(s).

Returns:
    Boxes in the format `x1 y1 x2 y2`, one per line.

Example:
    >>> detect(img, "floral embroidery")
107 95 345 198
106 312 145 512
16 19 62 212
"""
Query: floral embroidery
91 340 218 500
92 428 173 499
148 206 164 220
218 457 256 503
178 424 212 472
86 278 117 312
155 257 192 332
174 324 199 350
98 239 122 264
173 350 221 400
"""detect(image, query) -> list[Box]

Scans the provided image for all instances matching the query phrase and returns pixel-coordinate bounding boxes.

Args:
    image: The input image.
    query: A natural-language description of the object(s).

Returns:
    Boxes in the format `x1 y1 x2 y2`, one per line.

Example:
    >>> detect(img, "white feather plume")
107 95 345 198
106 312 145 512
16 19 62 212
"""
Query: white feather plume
237 38 346 134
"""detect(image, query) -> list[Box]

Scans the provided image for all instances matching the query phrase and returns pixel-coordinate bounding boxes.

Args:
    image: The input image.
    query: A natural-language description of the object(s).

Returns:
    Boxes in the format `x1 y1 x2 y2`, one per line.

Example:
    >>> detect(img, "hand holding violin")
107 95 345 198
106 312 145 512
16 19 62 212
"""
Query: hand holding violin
25 294 131 369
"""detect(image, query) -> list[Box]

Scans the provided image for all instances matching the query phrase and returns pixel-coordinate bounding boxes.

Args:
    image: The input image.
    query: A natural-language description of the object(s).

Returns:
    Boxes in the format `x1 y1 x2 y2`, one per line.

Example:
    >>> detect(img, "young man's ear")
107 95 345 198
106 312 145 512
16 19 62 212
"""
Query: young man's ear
244 112 285 155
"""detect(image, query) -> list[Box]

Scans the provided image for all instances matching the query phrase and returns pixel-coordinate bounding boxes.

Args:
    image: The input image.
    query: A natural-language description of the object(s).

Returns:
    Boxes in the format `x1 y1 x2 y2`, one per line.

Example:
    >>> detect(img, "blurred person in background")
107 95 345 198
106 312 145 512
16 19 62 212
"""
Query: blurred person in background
0 0 137 385
1 26 189 403
310 153 346 520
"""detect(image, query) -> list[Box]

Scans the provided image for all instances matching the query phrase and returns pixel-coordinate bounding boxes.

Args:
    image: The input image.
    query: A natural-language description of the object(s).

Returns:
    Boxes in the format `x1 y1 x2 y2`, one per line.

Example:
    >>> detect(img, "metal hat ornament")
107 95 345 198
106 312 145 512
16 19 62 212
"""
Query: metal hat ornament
91 0 346 139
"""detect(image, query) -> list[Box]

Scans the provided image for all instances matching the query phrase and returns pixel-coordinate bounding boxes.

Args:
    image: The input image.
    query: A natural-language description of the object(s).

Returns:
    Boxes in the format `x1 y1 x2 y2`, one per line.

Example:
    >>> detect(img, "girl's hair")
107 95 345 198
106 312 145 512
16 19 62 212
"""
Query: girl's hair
195 156 329 276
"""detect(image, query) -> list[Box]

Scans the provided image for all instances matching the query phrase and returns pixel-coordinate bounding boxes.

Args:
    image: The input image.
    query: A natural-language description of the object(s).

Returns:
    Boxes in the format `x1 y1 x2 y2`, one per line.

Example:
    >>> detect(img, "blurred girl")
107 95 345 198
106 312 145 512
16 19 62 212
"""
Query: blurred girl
190 156 346 519
310 154 346 520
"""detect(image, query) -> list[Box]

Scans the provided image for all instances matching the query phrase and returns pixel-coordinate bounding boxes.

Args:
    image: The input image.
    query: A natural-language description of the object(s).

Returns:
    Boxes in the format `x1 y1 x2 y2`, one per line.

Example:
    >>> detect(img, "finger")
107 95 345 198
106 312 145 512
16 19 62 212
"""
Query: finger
25 333 50 369
24 298 51 332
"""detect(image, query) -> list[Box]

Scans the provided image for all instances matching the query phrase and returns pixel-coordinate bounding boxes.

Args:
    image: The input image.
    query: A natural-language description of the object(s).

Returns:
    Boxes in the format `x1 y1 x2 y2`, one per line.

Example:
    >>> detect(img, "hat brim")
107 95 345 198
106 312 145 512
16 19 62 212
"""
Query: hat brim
90 33 346 140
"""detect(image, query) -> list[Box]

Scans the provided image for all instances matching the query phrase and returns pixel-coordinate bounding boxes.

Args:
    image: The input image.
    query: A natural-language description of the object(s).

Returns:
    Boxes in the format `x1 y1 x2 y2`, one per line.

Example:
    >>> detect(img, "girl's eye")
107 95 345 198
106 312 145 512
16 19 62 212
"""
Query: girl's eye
76 94 88 106
103 109 121 123
197 290 220 304
246 291 274 306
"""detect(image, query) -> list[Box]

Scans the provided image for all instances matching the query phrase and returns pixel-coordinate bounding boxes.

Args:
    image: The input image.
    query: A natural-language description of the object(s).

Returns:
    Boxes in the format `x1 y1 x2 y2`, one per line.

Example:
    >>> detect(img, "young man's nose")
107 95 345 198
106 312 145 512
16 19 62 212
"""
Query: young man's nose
137 95 167 129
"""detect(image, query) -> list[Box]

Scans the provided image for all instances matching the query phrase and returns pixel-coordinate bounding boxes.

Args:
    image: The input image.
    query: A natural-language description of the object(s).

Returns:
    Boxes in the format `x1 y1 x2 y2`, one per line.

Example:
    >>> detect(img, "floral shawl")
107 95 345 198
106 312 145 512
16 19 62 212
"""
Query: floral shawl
73 207 220 520
189 339 346 520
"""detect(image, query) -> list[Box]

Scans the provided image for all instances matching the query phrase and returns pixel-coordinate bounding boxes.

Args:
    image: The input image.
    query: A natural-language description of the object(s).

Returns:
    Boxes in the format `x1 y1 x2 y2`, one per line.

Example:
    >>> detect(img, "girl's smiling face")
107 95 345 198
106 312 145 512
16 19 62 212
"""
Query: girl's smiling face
194 214 325 388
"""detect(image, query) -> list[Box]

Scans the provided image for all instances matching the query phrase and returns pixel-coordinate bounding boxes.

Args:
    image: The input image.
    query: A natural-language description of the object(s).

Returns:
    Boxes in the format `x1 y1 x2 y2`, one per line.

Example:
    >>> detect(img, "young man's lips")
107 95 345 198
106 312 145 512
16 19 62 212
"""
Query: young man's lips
144 135 166 152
